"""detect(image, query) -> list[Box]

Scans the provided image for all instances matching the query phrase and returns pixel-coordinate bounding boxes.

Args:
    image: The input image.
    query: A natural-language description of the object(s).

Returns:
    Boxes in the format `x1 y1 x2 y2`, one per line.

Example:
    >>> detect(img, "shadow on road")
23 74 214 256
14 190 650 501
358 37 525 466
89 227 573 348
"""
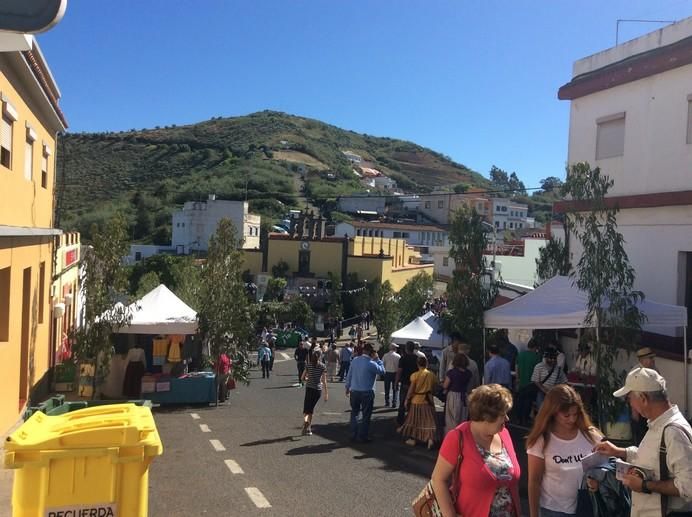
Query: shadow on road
308 417 436 478
263 385 301 390
240 435 300 447
285 442 346 456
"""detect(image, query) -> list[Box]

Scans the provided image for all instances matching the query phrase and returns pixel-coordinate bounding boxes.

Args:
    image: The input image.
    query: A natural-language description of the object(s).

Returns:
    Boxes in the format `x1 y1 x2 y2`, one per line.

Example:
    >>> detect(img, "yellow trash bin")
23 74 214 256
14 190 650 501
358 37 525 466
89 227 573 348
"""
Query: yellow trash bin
3 403 163 517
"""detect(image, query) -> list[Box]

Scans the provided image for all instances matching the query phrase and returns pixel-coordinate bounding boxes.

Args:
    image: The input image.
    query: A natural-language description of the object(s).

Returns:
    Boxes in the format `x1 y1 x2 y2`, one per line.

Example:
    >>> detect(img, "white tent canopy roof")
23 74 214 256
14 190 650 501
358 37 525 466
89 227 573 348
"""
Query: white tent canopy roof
484 275 687 329
391 311 446 349
115 284 198 335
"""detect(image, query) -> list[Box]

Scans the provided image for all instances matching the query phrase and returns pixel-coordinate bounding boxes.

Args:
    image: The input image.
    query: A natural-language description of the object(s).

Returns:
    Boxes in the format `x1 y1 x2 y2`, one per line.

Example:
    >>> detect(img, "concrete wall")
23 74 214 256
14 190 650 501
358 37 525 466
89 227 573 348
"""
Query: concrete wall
568 206 692 337
567 64 692 197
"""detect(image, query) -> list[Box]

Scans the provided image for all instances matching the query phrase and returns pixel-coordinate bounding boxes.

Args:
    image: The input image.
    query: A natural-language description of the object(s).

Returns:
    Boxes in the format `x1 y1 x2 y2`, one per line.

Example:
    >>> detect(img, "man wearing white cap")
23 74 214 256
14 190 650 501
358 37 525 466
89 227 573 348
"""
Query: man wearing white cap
595 367 692 516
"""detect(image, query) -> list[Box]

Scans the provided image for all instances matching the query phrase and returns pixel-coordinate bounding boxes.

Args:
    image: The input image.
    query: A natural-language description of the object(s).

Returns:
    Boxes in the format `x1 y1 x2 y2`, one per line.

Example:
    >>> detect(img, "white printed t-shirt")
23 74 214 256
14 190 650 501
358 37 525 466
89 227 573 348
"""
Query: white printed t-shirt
527 431 594 514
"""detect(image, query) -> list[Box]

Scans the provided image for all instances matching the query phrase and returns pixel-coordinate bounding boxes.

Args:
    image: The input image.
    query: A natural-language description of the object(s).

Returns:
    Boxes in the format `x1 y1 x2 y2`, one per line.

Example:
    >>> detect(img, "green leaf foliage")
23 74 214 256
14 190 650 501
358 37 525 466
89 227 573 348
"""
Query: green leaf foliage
535 237 571 285
57 111 488 243
70 214 133 395
562 162 645 426
396 272 434 326
197 219 255 384
444 205 498 363
371 280 399 347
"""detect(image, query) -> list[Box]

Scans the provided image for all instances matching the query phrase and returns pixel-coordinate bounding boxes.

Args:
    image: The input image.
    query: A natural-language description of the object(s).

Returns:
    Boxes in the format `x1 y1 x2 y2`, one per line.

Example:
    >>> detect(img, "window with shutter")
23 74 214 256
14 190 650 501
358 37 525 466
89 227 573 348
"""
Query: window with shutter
596 113 626 160
24 140 33 181
41 152 48 188
1 115 12 169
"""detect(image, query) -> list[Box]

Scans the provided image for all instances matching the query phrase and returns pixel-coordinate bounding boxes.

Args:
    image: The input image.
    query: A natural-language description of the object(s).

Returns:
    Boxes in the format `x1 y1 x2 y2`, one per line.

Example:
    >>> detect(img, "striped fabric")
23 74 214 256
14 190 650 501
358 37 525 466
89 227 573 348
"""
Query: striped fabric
305 362 325 390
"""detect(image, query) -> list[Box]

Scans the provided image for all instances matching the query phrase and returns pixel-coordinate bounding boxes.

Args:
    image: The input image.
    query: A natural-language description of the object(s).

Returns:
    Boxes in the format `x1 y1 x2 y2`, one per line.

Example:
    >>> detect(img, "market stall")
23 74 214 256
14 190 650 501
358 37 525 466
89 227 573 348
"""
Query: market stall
483 275 689 415
102 284 216 405
392 311 447 349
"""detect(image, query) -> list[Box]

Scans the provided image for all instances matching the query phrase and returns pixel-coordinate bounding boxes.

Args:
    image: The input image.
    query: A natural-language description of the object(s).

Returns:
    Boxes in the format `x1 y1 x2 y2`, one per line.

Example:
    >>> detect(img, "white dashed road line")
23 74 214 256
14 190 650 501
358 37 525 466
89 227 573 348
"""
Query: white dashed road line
279 352 290 360
245 487 271 508
210 439 226 451
199 424 211 433
224 459 244 474
190 413 200 420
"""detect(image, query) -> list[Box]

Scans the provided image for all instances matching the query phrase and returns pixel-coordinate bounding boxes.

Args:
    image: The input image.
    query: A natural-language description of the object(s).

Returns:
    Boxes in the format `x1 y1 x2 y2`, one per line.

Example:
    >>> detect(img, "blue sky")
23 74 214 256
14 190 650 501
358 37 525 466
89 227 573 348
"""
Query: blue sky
38 0 692 188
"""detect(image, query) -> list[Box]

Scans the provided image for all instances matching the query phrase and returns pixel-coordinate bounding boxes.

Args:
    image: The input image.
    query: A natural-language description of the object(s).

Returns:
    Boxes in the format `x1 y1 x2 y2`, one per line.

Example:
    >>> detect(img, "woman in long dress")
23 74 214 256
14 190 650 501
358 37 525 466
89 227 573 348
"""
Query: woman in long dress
398 355 438 449
443 352 472 433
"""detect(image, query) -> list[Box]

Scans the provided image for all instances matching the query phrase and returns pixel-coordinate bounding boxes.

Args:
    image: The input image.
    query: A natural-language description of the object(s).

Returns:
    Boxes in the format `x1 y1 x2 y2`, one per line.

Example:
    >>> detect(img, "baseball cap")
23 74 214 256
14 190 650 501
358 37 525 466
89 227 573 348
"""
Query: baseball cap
636 347 656 359
613 367 666 397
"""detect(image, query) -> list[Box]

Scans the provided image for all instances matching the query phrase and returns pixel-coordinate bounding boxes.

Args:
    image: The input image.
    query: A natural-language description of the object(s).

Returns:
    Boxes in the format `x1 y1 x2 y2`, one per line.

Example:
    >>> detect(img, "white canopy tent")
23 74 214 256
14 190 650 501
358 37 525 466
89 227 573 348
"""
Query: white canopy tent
391 311 447 349
115 284 198 335
483 275 689 414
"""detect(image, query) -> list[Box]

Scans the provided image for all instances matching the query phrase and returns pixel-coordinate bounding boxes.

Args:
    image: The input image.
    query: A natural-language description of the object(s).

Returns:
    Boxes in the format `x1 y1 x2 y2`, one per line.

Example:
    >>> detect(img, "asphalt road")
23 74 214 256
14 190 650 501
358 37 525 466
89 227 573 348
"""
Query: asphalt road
149 352 530 516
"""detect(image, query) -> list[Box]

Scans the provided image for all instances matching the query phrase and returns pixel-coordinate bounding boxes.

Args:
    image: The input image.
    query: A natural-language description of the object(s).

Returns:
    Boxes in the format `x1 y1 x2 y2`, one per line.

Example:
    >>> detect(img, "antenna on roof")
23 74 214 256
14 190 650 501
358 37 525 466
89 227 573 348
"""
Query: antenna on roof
615 18 675 45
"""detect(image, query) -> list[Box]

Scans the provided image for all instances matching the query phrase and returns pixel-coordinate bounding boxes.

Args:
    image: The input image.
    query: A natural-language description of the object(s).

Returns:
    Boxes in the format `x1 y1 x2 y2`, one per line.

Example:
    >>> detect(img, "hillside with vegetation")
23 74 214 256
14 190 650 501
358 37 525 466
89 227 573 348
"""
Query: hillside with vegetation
57 110 489 242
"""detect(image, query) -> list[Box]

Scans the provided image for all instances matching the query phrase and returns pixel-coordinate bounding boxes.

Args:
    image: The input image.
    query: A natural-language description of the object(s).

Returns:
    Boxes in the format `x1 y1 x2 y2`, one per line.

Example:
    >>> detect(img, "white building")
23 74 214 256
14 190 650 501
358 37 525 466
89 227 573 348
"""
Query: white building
335 220 447 264
373 175 397 191
557 17 692 410
172 195 261 253
337 195 387 216
342 150 362 164
489 198 529 231
433 237 548 287
418 192 490 225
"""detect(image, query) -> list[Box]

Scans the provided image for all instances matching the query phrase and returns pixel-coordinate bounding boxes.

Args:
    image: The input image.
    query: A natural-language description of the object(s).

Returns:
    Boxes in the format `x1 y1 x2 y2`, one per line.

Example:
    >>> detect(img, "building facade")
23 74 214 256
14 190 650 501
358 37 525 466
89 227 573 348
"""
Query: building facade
243 234 433 293
335 221 448 247
556 17 692 410
0 34 67 433
171 195 261 253
51 232 80 364
433 237 548 288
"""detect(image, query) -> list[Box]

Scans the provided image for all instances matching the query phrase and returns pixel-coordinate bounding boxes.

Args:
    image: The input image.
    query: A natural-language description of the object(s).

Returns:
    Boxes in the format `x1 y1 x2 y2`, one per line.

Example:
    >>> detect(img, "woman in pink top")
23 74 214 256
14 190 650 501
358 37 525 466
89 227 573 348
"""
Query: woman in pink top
430 384 521 517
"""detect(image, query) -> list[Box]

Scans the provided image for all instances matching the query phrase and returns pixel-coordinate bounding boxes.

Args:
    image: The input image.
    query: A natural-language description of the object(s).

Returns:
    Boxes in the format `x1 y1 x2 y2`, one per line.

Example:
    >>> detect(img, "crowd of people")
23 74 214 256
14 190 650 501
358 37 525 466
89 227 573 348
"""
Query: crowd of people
257 325 692 517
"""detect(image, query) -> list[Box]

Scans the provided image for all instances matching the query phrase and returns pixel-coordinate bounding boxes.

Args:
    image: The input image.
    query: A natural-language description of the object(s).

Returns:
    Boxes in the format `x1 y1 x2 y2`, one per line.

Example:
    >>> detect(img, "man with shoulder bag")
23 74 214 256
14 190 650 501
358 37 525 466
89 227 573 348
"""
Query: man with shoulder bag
595 368 692 516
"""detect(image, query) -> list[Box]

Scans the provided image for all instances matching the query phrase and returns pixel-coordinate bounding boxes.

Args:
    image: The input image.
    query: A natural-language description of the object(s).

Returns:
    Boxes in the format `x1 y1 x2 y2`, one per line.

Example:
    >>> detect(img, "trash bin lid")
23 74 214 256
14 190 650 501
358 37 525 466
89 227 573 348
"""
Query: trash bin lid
5 403 162 452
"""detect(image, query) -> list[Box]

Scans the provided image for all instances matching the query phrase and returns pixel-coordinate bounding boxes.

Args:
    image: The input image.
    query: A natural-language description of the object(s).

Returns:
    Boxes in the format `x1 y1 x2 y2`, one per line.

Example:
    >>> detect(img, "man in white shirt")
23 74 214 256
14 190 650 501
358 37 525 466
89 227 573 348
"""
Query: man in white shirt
595 368 692 516
382 343 401 408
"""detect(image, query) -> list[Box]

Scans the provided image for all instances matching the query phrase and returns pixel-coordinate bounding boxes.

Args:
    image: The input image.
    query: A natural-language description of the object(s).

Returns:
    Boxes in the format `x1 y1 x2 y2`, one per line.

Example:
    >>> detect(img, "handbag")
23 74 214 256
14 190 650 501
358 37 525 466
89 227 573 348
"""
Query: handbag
226 377 236 390
412 429 463 516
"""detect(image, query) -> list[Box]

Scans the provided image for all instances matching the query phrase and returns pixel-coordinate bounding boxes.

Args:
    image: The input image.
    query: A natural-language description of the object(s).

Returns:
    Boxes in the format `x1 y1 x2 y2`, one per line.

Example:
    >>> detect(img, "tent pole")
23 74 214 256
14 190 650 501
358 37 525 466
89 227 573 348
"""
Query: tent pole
685 325 688 418
482 329 487 381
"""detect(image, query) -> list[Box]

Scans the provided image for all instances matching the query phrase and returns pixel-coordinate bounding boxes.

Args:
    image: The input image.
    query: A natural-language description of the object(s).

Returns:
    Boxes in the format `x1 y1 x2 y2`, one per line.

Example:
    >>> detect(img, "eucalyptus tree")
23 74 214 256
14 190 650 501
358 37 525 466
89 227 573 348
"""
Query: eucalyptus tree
445 205 498 362
562 162 644 425
197 218 255 385
71 214 133 396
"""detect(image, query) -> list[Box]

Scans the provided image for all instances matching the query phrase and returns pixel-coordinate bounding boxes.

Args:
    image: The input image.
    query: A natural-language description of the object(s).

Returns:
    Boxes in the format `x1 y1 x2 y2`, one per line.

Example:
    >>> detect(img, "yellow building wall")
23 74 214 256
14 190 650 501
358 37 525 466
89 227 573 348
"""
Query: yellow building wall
348 256 387 284
0 69 58 229
266 239 344 278
386 265 435 291
0 236 53 433
241 249 263 275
